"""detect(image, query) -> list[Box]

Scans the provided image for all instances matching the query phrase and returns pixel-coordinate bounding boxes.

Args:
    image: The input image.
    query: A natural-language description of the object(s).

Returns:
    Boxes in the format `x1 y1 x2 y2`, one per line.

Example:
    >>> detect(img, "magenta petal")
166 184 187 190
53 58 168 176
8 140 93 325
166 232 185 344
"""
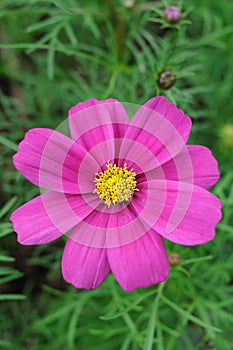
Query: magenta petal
68 99 129 164
186 145 220 189
138 96 192 143
149 181 222 245
13 128 98 193
68 98 129 140
120 97 191 170
145 145 220 190
118 135 165 173
108 229 170 292
62 239 110 289
10 192 95 245
69 197 153 249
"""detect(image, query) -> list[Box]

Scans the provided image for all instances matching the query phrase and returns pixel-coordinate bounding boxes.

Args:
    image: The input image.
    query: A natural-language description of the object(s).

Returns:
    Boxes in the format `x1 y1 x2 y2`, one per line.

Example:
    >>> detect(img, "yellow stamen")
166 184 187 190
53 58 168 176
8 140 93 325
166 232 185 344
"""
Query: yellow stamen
94 162 139 207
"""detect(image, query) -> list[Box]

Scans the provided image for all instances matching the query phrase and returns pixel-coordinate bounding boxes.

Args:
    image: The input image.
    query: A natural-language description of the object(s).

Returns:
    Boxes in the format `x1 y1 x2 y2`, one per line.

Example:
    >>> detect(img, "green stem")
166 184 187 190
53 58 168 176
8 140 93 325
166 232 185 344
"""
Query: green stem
144 282 165 350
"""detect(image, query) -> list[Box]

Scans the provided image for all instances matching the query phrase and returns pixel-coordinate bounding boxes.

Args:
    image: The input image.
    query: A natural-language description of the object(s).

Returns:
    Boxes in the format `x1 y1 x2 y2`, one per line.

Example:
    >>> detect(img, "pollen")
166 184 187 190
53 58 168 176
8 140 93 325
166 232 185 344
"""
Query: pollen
94 162 139 207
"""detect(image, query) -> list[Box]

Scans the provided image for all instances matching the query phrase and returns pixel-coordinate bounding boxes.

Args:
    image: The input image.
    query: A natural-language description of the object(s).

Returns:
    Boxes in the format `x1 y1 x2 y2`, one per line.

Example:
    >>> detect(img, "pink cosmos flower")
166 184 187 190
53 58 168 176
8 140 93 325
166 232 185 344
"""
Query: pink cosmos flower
10 97 222 292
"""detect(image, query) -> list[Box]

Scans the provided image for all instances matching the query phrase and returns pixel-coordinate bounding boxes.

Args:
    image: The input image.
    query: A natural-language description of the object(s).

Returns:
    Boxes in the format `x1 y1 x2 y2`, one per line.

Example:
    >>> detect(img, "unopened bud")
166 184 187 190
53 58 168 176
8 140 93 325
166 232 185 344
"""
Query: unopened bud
164 6 181 23
220 124 233 148
169 253 180 266
158 70 176 89
124 0 135 8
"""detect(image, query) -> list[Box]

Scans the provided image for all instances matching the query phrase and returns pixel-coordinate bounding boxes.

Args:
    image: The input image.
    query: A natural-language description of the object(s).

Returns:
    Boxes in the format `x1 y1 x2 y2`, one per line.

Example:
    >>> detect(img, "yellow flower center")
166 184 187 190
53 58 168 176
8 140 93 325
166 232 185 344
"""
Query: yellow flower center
94 162 139 207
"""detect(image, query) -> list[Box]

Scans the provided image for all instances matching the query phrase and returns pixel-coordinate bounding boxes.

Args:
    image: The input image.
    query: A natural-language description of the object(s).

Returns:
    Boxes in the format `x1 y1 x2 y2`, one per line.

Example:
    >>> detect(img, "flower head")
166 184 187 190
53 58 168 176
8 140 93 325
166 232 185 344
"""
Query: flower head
10 97 222 292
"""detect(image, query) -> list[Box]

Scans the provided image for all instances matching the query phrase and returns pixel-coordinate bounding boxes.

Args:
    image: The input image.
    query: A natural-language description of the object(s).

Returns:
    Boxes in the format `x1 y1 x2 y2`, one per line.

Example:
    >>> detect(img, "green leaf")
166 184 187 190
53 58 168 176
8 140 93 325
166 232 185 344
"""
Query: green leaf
0 254 15 262
0 135 18 152
0 197 17 220
161 296 222 333
0 223 14 238
0 294 26 301
100 289 156 320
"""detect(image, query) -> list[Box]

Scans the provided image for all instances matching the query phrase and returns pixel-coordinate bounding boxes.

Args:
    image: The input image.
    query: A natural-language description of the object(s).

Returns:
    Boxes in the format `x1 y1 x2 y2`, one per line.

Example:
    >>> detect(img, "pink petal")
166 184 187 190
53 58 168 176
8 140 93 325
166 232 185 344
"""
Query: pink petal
68 98 129 162
135 180 222 245
10 192 96 245
69 179 156 248
144 145 220 190
118 131 170 173
186 146 220 189
119 97 191 170
68 202 143 248
107 229 170 292
62 239 110 289
160 184 222 245
68 98 129 140
138 96 192 143
13 128 98 193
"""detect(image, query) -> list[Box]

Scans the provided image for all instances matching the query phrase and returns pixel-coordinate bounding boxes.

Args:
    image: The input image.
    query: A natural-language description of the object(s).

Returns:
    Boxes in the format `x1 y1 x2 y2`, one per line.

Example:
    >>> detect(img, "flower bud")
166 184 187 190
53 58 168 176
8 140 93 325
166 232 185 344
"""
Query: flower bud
158 70 176 89
164 6 181 23
169 253 180 266
219 124 233 148
124 0 135 8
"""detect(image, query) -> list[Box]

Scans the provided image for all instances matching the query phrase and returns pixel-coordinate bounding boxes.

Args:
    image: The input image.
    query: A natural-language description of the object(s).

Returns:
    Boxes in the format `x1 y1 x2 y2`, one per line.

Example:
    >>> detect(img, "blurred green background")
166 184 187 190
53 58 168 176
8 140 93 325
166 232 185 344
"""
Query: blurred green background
0 0 233 349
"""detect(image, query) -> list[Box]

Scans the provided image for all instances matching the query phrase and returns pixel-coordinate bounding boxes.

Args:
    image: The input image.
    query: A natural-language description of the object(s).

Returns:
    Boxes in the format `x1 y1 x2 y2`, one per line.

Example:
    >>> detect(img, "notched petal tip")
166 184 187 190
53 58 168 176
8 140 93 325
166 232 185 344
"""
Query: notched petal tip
120 267 170 293
68 97 121 118
155 182 223 246
108 230 170 292
147 95 192 128
187 145 221 190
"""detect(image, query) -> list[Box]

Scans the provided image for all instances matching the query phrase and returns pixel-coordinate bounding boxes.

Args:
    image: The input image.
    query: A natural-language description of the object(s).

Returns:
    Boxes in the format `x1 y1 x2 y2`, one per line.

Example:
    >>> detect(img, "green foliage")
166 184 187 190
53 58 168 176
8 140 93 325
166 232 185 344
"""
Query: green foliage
0 0 233 349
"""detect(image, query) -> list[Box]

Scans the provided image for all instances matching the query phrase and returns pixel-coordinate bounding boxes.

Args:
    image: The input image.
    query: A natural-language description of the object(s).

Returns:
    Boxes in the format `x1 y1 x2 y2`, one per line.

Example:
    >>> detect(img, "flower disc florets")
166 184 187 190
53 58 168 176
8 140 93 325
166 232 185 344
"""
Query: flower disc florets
94 162 138 207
